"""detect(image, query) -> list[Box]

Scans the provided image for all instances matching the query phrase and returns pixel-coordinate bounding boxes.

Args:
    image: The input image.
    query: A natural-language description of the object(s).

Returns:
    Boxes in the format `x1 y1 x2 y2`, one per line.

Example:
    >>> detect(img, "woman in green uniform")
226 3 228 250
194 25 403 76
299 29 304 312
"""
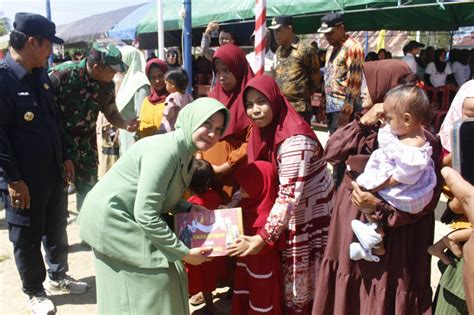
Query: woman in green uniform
79 97 229 314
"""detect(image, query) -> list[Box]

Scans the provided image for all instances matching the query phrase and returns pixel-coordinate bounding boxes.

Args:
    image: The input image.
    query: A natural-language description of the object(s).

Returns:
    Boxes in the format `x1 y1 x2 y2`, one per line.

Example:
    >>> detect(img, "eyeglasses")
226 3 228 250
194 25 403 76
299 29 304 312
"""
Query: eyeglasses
166 53 177 58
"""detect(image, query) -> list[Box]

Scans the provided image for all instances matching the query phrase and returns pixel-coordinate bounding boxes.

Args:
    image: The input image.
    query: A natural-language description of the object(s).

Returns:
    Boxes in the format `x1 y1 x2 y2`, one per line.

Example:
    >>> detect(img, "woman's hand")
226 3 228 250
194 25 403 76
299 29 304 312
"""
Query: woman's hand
443 233 464 259
441 152 452 168
360 102 384 126
227 237 250 257
351 181 380 213
182 247 213 265
227 235 265 257
442 167 474 221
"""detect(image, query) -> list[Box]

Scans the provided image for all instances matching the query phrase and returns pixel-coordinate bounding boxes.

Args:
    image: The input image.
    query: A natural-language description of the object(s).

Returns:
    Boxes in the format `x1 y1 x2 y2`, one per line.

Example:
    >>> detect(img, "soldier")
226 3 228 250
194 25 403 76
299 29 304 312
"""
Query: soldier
0 12 87 314
49 42 139 209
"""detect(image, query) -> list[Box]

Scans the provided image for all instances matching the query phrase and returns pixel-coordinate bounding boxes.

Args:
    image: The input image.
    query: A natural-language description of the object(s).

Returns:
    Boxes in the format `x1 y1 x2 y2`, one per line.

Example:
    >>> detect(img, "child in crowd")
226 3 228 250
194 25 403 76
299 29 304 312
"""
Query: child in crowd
159 69 193 133
350 84 437 262
186 159 228 314
227 161 283 315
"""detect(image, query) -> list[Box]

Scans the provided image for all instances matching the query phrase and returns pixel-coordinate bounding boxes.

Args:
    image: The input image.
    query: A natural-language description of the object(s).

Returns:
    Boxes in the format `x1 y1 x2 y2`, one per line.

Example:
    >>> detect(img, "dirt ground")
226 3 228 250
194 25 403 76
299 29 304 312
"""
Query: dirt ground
0 130 450 314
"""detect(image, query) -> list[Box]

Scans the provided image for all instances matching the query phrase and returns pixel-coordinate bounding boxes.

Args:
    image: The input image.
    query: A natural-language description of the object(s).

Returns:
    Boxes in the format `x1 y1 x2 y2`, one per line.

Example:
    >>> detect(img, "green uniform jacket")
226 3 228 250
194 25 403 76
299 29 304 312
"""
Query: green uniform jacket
79 130 194 269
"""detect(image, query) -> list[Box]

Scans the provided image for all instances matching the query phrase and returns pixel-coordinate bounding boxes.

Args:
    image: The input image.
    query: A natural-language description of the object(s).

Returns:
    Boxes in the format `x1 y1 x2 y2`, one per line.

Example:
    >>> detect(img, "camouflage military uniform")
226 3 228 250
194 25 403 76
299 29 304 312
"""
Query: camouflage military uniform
49 59 116 208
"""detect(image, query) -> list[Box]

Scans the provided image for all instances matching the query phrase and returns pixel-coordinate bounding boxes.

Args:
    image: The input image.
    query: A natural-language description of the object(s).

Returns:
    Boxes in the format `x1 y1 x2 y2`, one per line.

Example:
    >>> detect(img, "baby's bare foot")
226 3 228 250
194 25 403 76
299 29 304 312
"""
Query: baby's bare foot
372 242 385 256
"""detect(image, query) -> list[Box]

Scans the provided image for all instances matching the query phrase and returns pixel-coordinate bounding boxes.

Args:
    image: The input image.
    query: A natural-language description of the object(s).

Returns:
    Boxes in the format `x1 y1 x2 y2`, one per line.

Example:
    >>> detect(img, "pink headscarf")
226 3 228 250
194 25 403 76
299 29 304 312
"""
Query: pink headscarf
145 58 169 104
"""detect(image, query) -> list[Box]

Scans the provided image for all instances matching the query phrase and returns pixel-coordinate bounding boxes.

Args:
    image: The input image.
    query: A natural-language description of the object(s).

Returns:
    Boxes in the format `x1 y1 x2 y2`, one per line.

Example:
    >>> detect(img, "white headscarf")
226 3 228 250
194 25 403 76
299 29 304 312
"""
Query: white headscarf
439 80 474 152
115 46 150 112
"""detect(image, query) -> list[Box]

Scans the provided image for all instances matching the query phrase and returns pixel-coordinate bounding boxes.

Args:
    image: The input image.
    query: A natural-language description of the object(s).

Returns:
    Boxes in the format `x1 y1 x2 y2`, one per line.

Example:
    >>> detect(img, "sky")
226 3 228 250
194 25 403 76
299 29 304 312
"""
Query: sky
0 0 149 27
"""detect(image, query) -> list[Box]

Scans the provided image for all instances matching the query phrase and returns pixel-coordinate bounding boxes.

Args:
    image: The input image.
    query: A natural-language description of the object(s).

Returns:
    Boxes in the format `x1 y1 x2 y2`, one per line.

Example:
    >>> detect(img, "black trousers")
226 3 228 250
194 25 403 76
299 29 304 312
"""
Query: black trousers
5 179 69 296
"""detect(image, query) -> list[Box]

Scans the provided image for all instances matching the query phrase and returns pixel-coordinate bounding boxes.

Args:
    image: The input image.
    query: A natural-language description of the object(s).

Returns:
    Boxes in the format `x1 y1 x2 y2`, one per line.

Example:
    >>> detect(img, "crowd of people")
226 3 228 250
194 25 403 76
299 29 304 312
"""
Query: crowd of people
1 9 474 315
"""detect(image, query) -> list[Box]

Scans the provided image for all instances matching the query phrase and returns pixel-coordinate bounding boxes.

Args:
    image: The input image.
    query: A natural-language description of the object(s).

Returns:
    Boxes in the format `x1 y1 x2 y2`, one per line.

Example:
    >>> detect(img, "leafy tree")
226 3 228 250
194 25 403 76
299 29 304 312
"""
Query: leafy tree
0 17 11 36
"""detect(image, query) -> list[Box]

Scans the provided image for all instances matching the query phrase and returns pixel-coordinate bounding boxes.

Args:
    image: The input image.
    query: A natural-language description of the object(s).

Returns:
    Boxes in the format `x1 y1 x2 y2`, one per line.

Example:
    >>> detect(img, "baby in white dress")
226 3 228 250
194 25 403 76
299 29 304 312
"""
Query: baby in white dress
350 84 437 262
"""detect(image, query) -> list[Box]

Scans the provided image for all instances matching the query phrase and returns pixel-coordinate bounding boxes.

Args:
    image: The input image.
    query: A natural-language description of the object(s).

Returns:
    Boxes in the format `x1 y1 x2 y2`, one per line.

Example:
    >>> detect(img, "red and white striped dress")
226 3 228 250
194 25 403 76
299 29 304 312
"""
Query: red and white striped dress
259 135 335 314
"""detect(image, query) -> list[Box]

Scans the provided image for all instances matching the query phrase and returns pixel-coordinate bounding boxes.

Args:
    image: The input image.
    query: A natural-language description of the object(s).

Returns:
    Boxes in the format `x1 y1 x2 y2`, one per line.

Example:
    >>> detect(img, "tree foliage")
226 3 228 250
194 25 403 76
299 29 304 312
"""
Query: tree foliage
0 17 11 36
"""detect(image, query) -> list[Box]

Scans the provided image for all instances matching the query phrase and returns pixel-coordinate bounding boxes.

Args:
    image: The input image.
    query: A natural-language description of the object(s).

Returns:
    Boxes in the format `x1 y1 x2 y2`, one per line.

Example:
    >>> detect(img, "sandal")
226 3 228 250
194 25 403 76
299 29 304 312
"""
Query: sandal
189 292 205 306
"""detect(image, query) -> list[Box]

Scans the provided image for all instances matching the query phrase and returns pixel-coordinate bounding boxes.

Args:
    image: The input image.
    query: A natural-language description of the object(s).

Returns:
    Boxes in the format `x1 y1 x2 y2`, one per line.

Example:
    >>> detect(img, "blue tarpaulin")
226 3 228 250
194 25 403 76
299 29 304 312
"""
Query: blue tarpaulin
108 3 151 41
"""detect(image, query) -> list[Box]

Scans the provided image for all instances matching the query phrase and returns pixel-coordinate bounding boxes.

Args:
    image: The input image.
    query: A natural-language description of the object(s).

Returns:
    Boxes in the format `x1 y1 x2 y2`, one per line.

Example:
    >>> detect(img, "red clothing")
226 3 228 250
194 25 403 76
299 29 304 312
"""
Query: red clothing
235 161 279 234
186 190 228 295
232 249 282 315
243 76 334 314
233 161 283 315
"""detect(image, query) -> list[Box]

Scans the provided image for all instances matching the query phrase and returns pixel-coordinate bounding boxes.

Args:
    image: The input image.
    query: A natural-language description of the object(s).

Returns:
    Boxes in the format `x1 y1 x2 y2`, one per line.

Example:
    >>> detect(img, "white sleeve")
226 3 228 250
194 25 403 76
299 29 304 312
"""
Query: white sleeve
445 63 453 75
425 63 435 75
392 149 431 185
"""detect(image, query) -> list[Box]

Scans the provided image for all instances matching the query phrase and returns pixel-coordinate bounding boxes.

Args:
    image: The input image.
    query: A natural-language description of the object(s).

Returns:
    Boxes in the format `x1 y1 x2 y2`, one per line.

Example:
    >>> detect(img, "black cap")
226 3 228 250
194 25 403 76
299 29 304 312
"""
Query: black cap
268 16 293 30
405 40 425 51
317 12 344 33
13 12 64 44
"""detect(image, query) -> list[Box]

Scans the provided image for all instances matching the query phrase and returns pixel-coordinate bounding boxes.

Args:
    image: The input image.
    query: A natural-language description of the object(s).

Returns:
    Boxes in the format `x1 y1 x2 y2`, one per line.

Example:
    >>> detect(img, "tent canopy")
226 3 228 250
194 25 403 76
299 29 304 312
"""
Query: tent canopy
56 4 145 45
108 3 152 41
136 0 474 35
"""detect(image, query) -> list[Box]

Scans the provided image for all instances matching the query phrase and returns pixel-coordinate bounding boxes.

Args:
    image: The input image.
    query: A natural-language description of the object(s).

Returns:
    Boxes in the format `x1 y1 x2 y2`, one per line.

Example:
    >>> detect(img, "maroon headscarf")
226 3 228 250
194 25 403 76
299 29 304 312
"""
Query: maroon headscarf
208 44 254 137
234 161 278 234
364 59 412 104
145 58 169 104
244 75 318 167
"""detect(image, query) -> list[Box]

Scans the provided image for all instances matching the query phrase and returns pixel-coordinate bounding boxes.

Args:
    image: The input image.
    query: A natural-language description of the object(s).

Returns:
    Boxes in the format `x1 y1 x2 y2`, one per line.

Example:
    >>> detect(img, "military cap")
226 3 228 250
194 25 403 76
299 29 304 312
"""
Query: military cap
318 12 344 33
88 42 128 72
13 12 64 44
268 16 293 30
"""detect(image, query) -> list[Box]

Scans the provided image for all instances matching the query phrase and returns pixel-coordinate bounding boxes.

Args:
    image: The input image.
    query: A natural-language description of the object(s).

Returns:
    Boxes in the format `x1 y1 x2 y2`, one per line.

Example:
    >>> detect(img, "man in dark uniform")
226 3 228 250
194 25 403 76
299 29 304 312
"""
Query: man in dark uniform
0 13 87 315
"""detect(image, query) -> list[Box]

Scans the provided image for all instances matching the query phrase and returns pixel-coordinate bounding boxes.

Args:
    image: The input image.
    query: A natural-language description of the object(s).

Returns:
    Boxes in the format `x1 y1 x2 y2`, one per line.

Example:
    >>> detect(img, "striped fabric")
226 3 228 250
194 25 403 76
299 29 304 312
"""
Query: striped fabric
259 135 334 313
434 258 468 315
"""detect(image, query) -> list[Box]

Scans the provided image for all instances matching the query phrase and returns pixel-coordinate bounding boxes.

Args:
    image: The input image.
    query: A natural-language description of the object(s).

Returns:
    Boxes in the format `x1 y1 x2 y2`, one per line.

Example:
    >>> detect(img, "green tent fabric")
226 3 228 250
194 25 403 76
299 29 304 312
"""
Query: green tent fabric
136 0 474 34
136 0 372 34
333 1 474 31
